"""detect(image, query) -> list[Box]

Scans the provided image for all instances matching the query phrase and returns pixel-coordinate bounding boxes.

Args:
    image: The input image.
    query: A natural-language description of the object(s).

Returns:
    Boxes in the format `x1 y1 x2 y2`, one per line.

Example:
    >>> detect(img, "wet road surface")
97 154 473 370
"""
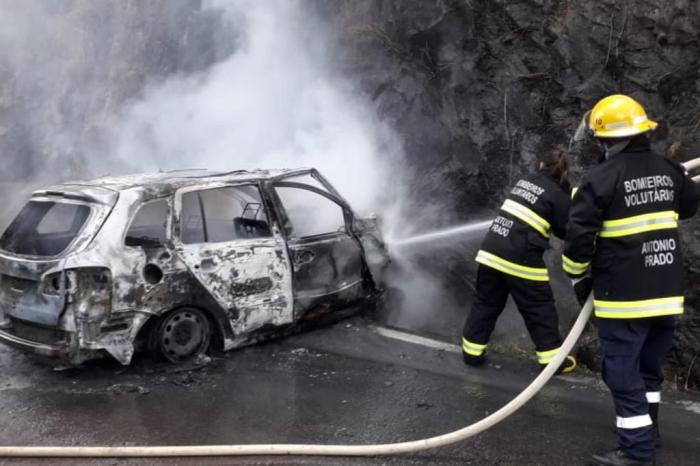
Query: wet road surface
0 315 698 465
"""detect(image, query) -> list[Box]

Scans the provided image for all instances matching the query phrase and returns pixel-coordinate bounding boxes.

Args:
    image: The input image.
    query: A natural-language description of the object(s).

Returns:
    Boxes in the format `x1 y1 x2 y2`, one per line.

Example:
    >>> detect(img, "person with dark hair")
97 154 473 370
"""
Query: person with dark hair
461 148 576 374
565 94 699 466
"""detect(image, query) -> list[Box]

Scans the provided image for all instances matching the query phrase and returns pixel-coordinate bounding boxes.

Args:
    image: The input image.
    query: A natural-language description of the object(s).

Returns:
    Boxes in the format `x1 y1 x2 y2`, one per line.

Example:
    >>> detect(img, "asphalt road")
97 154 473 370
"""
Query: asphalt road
0 315 698 466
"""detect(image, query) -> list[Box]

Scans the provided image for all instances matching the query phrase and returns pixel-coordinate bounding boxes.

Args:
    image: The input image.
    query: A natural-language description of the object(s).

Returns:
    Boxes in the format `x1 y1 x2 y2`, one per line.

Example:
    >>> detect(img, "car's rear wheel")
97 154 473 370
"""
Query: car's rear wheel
156 307 211 363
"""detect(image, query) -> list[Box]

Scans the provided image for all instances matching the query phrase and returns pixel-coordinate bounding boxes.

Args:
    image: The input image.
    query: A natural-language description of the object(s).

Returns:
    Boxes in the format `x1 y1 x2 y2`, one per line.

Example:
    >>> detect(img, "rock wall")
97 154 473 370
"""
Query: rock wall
319 0 700 388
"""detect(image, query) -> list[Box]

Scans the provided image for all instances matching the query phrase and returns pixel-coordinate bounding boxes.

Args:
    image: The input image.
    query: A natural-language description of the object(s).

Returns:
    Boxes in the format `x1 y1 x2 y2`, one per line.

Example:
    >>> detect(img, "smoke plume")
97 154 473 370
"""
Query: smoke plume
104 0 401 216
0 0 481 334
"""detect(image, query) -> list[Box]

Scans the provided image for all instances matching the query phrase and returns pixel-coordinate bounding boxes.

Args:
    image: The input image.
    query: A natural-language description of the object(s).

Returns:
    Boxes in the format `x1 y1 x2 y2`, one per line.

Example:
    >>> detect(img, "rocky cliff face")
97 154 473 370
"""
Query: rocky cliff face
319 0 700 388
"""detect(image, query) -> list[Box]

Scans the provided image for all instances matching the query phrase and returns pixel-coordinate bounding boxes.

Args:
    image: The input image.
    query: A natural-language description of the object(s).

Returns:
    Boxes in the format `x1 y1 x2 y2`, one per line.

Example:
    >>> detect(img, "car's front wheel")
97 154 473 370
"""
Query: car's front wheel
155 307 211 363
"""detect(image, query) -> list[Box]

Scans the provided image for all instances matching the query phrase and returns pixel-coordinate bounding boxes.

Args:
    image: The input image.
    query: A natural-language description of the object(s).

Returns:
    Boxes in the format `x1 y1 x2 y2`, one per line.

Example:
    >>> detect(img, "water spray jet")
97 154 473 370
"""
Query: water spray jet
385 156 700 249
387 220 492 248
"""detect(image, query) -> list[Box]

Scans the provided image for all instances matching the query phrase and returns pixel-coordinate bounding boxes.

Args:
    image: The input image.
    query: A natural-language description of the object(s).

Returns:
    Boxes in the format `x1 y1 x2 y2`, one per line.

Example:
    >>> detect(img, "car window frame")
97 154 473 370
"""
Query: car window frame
173 182 276 246
122 197 172 249
269 181 354 242
0 196 97 260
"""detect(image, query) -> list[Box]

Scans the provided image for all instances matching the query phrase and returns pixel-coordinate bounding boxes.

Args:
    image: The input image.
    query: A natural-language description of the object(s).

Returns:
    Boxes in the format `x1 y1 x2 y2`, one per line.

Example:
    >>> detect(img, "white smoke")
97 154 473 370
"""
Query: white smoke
0 0 470 334
99 1 472 333
105 0 401 216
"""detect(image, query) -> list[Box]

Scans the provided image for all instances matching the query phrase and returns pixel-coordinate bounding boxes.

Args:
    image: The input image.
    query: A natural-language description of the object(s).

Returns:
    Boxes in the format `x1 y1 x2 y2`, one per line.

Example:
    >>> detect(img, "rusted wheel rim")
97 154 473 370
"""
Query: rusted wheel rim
159 309 210 363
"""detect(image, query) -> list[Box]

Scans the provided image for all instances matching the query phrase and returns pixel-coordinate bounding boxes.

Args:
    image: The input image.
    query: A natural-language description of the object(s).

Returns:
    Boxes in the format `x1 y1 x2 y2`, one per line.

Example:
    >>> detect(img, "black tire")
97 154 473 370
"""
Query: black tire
155 307 211 363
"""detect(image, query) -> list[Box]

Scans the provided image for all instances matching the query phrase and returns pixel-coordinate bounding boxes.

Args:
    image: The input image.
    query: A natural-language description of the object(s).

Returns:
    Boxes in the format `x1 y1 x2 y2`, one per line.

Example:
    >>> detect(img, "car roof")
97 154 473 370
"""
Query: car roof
34 168 315 198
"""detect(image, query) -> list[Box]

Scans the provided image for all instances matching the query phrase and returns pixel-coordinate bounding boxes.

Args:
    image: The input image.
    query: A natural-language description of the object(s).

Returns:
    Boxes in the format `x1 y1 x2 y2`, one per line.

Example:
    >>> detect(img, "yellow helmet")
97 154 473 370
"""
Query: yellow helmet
588 94 658 138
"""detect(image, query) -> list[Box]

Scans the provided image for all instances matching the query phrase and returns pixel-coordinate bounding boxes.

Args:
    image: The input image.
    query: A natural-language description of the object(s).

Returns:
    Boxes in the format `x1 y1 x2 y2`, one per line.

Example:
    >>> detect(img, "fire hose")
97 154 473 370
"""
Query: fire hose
0 298 593 458
1 157 698 458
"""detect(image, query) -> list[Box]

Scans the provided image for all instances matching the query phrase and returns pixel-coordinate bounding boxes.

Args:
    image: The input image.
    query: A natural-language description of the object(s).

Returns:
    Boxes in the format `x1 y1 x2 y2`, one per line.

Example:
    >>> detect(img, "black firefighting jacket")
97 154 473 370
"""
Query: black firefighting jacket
563 137 699 319
477 170 571 282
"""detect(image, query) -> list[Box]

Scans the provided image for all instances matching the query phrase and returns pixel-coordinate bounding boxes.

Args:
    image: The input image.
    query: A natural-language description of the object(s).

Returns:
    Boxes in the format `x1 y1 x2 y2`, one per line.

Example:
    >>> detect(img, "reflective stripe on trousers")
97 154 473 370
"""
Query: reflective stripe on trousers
600 211 678 238
594 296 684 318
598 318 665 461
500 199 551 237
462 338 486 356
536 347 559 364
475 250 549 282
617 414 653 429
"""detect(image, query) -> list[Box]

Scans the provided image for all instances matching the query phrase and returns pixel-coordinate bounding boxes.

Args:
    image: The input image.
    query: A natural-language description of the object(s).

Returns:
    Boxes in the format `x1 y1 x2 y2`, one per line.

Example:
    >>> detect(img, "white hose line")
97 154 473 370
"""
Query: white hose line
682 157 700 173
0 294 594 458
680 158 700 184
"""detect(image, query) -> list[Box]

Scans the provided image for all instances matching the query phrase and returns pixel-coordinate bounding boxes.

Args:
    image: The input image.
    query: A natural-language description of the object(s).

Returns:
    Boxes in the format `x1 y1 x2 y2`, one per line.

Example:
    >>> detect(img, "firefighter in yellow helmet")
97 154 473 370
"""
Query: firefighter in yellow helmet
565 94 699 466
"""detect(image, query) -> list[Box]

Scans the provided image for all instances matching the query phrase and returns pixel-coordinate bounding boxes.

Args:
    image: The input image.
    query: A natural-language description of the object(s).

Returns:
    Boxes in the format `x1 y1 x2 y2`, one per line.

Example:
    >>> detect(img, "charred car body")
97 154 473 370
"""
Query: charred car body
0 169 388 365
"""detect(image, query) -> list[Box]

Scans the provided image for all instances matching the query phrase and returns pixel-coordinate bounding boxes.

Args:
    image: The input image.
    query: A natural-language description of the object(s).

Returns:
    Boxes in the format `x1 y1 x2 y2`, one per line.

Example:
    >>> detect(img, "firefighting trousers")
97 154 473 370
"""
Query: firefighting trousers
598 316 675 461
462 264 562 360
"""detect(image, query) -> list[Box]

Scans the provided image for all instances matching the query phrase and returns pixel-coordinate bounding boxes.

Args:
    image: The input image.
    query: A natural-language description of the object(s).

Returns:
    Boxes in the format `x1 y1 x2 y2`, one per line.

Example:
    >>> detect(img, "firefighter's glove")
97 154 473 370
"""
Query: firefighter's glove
571 276 592 307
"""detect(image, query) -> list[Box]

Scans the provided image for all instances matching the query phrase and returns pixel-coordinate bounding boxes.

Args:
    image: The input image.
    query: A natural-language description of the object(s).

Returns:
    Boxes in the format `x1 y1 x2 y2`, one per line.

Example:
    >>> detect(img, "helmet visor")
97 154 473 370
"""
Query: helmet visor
572 110 592 142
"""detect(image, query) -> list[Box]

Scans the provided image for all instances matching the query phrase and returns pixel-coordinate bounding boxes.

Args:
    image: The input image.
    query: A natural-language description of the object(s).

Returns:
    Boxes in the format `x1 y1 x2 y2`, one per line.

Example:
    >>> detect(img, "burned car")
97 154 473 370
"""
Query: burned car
0 169 389 365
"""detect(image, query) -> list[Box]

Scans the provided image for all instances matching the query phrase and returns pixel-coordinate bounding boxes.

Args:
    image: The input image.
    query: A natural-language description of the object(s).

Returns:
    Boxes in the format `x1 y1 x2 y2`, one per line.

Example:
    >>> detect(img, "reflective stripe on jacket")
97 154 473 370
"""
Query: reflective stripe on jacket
476 250 549 282
500 199 552 238
593 296 684 319
562 138 699 319
478 170 571 281
599 211 678 238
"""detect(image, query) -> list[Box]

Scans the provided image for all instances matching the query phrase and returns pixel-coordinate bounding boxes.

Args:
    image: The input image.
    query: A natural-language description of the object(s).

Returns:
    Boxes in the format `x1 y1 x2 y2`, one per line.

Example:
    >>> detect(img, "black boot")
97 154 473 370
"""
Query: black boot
462 351 486 366
648 403 661 448
555 355 577 375
590 449 654 466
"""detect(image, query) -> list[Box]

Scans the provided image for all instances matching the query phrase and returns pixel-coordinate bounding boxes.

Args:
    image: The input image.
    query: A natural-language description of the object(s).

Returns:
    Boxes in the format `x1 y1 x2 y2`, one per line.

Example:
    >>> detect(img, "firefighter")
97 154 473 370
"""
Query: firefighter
462 148 577 374
564 94 699 466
